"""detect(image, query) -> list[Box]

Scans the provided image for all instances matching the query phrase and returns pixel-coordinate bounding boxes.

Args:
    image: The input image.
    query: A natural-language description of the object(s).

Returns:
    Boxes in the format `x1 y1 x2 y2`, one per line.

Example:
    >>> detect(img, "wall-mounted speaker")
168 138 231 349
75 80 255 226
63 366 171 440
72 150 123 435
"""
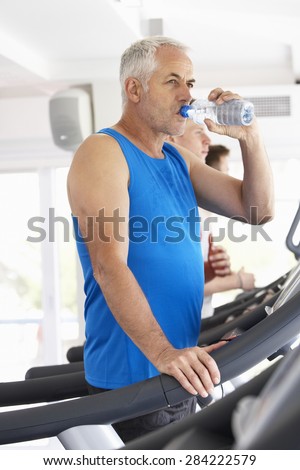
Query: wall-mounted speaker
49 87 93 152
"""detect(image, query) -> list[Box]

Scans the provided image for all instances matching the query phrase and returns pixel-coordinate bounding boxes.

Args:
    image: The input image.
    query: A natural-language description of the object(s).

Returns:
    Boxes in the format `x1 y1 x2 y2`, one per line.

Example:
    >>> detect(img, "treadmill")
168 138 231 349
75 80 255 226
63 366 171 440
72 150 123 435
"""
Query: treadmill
124 345 300 450
27 202 300 378
0 261 299 449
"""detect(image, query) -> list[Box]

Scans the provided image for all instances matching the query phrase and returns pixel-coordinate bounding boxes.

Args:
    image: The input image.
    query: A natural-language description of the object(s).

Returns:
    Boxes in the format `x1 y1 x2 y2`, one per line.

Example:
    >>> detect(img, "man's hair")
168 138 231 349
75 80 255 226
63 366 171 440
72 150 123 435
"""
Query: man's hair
119 36 189 106
206 144 230 168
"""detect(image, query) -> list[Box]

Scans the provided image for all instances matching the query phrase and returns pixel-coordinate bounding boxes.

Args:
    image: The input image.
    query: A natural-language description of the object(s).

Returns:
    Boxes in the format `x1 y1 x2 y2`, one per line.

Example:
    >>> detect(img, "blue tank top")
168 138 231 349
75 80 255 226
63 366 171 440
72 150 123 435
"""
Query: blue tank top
73 128 204 389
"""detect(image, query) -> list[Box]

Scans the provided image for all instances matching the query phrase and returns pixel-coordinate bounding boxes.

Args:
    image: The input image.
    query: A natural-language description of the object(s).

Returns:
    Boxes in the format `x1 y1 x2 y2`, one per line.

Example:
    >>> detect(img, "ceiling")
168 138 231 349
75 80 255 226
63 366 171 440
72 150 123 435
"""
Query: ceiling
0 0 300 98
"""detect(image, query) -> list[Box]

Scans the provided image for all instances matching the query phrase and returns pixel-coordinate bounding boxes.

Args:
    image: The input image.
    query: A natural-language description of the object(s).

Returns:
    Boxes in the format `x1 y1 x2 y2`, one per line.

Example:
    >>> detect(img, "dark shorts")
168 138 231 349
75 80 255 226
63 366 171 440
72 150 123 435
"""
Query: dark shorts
87 382 197 444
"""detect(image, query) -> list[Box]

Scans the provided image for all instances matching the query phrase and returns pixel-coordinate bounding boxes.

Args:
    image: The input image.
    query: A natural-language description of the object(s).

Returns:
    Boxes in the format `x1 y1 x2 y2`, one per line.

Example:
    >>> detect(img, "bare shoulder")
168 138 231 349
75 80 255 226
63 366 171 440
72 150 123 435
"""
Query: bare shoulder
69 133 127 176
67 132 129 214
68 133 129 189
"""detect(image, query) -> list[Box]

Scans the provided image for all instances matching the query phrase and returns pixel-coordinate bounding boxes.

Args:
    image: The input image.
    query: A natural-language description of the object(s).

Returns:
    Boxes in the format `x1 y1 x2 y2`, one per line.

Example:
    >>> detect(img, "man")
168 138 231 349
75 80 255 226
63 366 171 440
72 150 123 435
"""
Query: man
67 36 274 441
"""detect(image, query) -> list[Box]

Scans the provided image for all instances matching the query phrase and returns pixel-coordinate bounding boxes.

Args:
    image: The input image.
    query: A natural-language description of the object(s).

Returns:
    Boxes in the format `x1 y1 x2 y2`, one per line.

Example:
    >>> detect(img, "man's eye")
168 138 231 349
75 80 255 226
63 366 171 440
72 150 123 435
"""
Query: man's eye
187 82 194 89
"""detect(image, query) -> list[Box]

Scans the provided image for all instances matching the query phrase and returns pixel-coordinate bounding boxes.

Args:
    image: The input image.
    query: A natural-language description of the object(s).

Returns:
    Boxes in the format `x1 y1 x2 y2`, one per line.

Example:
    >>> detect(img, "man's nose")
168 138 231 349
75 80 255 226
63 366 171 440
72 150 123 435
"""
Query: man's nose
181 84 192 103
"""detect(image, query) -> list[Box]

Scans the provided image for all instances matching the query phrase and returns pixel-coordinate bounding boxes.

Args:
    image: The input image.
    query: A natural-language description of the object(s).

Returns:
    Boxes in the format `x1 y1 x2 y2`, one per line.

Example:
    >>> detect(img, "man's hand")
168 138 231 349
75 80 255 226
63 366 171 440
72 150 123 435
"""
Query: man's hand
154 342 226 397
204 88 260 141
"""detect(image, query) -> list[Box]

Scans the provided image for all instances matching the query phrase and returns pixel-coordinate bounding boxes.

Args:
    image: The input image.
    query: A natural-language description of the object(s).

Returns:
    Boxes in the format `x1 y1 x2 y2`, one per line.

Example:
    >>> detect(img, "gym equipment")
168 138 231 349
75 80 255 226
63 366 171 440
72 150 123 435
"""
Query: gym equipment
25 361 84 380
47 202 300 371
66 345 85 363
123 356 284 450
0 263 299 449
286 201 300 259
233 344 300 449
124 345 300 450
198 289 281 346
0 370 87 407
201 270 289 331
22 268 292 381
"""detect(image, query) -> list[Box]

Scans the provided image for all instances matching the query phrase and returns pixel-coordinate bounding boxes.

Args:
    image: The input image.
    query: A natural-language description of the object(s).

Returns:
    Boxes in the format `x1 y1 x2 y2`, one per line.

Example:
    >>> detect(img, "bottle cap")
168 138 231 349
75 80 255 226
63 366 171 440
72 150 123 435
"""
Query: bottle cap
179 105 192 118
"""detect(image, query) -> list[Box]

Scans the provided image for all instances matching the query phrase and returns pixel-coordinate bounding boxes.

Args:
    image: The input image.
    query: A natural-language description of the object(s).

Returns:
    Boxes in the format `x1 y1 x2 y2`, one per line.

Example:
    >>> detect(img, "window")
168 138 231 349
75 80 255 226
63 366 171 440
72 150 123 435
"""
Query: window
0 168 82 382
55 167 83 360
0 172 42 381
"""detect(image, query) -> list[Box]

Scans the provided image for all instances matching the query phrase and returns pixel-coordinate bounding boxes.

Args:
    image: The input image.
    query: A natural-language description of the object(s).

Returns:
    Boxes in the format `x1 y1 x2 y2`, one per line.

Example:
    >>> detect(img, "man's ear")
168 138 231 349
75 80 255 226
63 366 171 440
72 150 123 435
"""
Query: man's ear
124 77 142 103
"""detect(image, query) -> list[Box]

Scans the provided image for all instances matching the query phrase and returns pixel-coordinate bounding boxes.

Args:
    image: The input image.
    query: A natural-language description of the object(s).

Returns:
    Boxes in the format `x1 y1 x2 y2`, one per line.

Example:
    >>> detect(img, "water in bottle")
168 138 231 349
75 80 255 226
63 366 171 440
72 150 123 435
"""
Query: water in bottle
180 99 254 126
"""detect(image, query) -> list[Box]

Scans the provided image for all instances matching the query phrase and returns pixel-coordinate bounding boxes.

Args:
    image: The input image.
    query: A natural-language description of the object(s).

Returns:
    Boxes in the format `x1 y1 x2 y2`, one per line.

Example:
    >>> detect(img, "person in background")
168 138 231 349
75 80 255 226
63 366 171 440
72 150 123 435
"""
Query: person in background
67 36 273 442
167 119 232 279
206 144 230 173
203 144 256 317
169 129 256 319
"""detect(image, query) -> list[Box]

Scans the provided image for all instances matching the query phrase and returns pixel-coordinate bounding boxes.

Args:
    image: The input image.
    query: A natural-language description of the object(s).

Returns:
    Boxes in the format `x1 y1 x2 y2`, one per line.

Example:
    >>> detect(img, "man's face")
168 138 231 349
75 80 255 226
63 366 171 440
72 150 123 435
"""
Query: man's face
172 121 211 162
138 46 195 136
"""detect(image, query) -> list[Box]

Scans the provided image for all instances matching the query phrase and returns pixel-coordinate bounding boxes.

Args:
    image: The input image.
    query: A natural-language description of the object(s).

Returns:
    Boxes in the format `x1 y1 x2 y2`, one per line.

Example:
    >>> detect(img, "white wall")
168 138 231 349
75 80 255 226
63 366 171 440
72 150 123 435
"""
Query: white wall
92 78 122 132
0 82 299 165
0 95 72 169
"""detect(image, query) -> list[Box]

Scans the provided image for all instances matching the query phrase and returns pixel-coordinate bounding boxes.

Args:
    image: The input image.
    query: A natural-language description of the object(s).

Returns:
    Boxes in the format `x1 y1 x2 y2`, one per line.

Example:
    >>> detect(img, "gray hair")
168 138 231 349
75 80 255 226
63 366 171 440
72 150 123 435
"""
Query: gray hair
119 36 189 106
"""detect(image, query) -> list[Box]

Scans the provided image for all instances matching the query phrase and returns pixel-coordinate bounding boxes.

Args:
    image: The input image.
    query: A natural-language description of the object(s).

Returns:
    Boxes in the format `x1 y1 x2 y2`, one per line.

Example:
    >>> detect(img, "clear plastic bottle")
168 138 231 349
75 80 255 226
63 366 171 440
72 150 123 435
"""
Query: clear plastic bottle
180 99 254 126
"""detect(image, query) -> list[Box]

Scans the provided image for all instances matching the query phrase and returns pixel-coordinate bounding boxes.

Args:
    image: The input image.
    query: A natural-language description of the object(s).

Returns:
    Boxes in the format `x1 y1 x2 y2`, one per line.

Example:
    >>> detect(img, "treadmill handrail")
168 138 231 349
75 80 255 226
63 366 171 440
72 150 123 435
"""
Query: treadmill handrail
0 289 299 446
210 289 300 382
0 374 191 445
25 361 84 380
198 290 280 346
0 371 87 406
286 202 300 259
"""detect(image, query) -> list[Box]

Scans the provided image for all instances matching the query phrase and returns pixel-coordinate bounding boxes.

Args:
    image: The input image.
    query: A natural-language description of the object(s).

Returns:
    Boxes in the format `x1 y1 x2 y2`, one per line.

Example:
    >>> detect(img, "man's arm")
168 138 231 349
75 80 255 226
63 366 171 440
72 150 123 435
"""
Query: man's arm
181 89 275 224
67 133 222 397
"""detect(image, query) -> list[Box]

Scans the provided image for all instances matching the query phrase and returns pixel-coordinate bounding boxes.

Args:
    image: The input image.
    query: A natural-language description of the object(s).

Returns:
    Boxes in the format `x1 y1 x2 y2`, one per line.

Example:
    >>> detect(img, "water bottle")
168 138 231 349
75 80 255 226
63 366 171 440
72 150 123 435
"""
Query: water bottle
180 99 254 126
